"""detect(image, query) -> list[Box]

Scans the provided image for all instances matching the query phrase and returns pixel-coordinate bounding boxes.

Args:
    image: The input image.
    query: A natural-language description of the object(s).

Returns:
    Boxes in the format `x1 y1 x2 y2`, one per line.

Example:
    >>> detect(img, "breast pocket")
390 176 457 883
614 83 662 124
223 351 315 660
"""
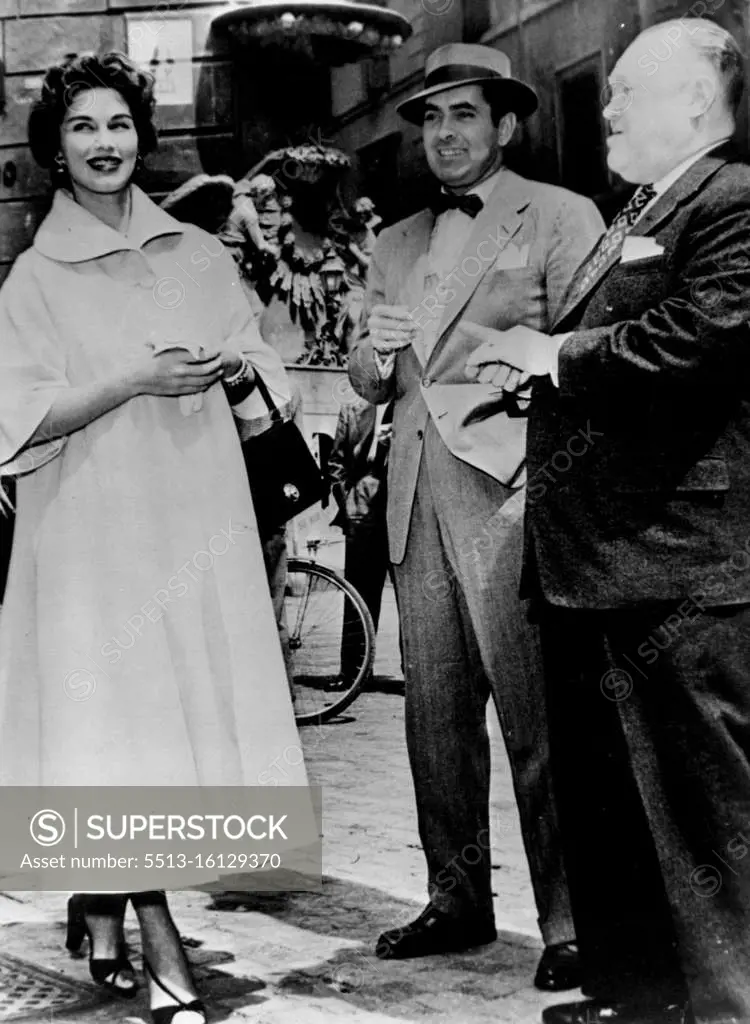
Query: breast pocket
618 255 666 274
483 266 543 325
604 257 668 318
487 264 538 284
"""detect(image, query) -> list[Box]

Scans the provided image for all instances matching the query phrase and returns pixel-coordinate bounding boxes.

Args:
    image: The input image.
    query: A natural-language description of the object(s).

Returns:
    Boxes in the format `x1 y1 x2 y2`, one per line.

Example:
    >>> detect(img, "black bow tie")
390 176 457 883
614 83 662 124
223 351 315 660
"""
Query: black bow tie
431 192 484 218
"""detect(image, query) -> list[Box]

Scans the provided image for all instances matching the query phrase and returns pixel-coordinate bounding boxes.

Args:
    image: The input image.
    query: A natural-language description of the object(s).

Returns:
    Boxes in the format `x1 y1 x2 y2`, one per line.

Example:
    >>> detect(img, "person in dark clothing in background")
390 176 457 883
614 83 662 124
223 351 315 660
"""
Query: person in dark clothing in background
328 396 396 688
0 482 14 604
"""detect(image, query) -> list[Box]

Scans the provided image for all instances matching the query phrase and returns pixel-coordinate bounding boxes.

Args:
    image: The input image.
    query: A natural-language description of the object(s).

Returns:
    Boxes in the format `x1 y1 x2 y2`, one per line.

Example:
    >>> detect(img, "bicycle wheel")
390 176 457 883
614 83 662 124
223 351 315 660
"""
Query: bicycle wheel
284 558 375 726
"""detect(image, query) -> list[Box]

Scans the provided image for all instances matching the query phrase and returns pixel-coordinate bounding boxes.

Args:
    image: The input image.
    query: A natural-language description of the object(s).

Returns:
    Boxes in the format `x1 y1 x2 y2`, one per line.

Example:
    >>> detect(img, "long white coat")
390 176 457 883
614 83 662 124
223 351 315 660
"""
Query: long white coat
0 186 308 790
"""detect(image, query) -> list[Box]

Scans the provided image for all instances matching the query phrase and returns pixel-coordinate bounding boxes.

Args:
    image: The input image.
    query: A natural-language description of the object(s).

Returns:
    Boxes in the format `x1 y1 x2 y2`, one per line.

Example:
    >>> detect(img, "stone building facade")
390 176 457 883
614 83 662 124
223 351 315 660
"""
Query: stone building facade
0 0 240 284
331 0 750 226
1 0 748 278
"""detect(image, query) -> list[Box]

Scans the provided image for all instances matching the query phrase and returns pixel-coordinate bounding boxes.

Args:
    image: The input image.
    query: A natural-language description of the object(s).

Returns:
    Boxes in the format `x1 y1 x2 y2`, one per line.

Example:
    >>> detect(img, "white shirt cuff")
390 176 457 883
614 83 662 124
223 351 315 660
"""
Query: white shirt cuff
549 333 573 388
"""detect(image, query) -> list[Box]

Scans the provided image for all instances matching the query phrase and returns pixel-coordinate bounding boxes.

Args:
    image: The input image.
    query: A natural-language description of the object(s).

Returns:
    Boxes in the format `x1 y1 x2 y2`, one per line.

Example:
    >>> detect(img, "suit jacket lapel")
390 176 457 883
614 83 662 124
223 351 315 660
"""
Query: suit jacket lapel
390 210 434 366
553 145 733 330
428 170 531 363
395 209 434 302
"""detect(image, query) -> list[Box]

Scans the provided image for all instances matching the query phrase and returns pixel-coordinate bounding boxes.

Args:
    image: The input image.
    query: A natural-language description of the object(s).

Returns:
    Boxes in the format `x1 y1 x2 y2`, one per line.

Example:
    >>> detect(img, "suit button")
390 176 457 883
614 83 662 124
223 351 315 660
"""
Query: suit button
422 377 432 388
417 430 424 439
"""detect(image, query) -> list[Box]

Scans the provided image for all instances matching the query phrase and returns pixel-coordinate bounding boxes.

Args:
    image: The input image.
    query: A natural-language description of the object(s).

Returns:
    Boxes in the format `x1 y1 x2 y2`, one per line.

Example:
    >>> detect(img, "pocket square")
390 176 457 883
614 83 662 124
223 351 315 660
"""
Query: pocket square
494 243 530 271
621 236 665 262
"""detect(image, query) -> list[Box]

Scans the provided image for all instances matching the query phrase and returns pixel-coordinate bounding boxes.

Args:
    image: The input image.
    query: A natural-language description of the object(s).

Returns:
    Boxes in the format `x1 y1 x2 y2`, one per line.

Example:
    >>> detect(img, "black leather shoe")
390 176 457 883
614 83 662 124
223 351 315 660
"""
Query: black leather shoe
542 998 693 1024
534 941 582 992
375 904 496 960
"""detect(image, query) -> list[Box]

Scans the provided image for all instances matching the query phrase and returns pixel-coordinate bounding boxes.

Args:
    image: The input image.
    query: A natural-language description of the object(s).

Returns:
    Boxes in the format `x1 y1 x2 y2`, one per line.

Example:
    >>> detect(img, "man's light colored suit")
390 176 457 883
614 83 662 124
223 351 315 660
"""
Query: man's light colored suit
349 167 604 944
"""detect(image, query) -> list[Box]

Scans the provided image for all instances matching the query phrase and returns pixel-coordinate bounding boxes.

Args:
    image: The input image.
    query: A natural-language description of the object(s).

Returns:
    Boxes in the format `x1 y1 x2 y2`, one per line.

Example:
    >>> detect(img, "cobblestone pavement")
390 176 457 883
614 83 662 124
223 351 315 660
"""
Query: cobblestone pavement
0 573 579 1024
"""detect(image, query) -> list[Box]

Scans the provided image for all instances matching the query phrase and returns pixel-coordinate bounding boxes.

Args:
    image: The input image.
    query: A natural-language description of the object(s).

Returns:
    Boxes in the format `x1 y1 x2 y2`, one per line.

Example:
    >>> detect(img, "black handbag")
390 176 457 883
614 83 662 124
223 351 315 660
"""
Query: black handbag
240 374 325 532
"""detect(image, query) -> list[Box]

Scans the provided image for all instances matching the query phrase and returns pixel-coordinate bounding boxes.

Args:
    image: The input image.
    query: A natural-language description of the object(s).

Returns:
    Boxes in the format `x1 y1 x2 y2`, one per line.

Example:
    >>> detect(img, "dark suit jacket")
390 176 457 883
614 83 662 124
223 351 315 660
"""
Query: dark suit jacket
328 398 388 534
526 145 750 608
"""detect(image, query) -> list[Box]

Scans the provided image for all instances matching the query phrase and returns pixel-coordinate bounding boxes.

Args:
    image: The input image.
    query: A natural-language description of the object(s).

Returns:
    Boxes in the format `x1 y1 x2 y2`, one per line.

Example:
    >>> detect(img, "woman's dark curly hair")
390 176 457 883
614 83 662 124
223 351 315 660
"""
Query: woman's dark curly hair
28 51 158 188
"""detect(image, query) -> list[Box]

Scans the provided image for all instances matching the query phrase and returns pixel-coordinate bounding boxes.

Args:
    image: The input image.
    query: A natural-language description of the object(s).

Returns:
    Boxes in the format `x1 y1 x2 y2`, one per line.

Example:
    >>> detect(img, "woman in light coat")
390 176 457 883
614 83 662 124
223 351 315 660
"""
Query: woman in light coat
0 51 309 1024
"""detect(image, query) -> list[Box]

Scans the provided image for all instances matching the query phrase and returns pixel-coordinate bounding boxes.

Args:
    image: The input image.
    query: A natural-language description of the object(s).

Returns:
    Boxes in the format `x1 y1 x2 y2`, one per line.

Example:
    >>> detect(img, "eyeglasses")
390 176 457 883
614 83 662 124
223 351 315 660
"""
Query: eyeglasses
601 81 634 115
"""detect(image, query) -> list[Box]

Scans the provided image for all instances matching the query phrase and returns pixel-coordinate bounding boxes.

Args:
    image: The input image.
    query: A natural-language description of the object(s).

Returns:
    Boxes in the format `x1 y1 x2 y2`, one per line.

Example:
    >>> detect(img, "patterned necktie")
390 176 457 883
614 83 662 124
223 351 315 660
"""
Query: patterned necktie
430 192 484 218
565 184 657 309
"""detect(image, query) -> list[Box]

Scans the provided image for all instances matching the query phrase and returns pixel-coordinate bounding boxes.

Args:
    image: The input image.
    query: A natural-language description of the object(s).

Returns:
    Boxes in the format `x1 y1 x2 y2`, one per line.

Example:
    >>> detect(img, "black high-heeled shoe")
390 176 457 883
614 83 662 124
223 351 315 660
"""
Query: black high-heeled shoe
144 959 206 1024
65 895 138 999
65 894 87 957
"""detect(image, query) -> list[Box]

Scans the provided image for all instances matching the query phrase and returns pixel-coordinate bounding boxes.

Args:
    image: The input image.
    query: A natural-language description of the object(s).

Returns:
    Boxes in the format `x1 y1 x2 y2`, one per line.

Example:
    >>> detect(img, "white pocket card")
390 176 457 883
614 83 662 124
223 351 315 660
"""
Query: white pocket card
621 236 665 263
494 243 530 271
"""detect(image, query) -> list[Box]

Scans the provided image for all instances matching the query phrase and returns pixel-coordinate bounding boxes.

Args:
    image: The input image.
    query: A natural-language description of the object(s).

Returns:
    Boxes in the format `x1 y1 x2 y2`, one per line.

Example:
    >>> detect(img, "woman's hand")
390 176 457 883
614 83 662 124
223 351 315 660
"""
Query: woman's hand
27 346 236 445
125 348 226 398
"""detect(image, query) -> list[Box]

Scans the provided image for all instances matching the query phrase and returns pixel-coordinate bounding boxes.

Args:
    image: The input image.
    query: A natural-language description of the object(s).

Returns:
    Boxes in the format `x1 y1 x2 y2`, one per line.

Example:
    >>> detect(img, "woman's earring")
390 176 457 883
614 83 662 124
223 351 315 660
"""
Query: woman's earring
53 152 67 173
135 153 145 175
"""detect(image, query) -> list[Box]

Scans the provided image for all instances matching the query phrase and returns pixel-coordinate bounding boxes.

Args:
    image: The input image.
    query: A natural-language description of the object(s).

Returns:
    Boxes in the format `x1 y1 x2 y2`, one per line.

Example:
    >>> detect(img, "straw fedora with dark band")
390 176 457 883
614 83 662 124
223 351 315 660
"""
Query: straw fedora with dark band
397 43 538 125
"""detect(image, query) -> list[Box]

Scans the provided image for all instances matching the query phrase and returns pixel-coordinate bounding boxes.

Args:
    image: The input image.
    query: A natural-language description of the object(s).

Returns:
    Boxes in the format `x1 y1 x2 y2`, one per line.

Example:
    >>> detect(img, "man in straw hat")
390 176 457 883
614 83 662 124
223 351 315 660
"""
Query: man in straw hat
464 17 750 1024
348 42 604 989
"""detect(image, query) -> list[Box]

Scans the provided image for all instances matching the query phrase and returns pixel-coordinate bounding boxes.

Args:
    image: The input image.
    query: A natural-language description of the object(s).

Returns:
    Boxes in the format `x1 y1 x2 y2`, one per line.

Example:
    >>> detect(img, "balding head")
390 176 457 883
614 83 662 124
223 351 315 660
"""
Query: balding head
640 18 744 116
603 18 743 184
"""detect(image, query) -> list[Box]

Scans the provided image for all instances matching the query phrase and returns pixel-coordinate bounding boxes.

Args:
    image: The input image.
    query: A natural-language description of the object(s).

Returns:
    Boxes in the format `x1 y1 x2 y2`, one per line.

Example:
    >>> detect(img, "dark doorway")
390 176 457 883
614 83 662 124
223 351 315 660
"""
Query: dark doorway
463 0 491 43
555 52 610 202
356 132 402 226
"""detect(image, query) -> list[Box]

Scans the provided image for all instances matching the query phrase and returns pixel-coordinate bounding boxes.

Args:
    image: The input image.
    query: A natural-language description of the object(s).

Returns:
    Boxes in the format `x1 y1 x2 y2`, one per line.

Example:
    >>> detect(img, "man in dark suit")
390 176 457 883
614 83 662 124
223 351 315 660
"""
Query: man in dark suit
349 42 604 990
328 395 394 685
465 18 750 1024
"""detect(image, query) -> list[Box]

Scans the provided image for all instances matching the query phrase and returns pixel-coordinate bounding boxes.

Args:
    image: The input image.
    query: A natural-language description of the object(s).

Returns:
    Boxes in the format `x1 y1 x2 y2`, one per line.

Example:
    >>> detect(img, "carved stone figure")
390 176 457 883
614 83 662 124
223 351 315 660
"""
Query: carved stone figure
161 150 381 366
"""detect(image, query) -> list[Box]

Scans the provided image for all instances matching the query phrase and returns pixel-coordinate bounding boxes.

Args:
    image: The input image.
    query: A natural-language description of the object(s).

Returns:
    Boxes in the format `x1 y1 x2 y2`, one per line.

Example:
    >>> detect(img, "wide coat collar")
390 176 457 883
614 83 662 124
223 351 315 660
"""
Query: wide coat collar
34 185 185 264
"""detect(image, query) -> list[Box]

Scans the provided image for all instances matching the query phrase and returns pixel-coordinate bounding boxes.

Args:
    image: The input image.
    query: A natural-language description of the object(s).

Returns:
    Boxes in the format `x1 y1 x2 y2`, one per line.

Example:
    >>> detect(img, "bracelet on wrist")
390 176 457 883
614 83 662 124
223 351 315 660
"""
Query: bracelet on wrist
223 355 250 385
222 355 256 404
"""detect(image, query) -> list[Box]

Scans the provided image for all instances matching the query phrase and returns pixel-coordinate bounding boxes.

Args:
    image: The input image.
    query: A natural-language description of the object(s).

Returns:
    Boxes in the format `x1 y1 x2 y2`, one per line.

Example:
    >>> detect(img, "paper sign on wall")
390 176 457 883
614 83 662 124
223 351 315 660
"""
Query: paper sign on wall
127 18 194 106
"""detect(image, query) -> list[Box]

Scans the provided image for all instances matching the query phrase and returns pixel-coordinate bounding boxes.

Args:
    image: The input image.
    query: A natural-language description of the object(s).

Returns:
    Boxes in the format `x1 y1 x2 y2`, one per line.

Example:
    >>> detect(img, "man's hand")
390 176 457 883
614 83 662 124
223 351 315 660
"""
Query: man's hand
368 304 419 354
473 363 535 392
463 322 560 382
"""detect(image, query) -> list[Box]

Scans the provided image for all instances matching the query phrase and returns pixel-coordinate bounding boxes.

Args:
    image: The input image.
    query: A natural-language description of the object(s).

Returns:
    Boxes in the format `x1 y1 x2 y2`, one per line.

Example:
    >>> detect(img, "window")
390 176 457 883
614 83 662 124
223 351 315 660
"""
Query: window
463 0 491 42
365 55 391 101
356 133 402 225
